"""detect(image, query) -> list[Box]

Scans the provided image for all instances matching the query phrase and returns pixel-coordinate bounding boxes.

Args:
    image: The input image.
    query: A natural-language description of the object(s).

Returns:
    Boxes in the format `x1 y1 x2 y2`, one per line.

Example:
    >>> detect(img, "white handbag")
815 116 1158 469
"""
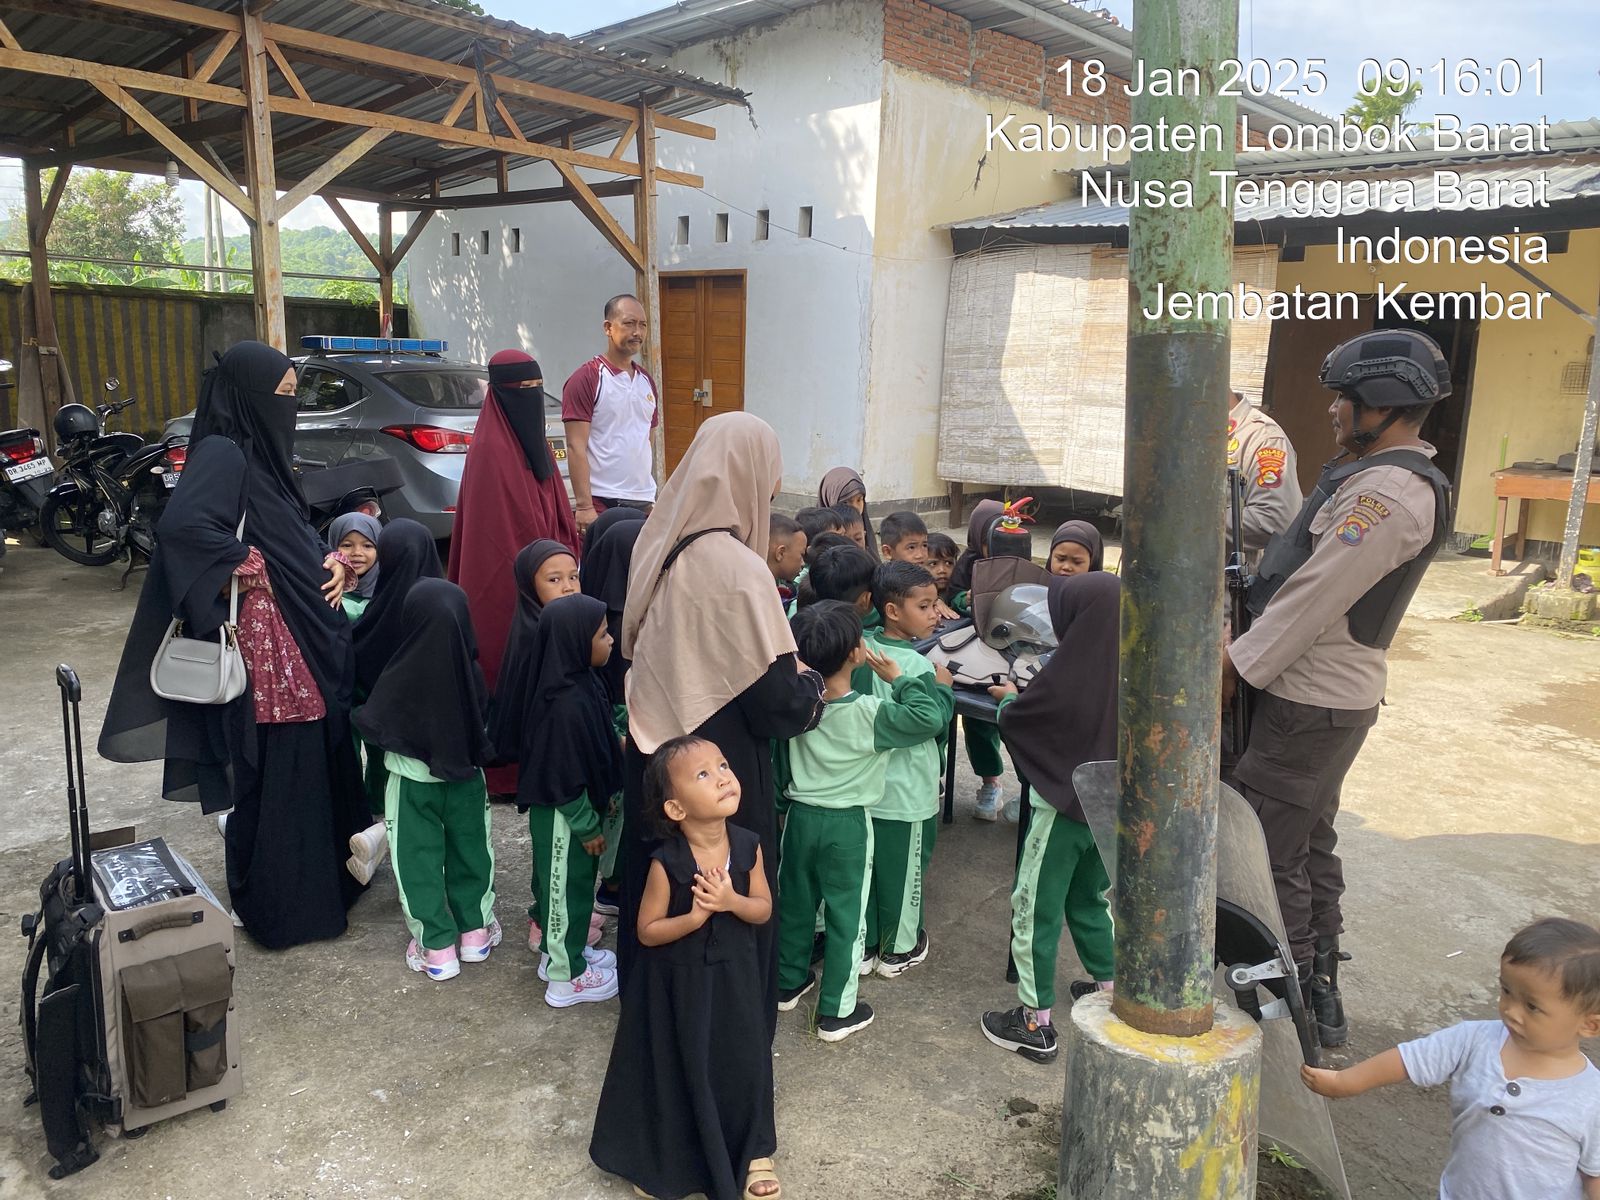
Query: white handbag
149 515 250 705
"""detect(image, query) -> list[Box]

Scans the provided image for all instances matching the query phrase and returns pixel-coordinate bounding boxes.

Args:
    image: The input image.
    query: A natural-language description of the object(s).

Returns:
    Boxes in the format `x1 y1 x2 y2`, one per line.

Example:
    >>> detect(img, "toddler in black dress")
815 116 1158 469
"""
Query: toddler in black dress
589 736 780 1200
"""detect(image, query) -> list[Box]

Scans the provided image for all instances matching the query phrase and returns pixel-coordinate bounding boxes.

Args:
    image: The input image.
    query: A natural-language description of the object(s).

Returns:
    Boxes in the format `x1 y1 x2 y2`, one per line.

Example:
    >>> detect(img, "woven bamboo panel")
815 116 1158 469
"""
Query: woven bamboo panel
937 243 1280 493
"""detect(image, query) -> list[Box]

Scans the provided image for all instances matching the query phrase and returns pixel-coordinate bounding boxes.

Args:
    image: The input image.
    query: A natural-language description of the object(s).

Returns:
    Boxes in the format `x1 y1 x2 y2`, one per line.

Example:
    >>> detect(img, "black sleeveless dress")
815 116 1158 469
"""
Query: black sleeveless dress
590 826 775 1200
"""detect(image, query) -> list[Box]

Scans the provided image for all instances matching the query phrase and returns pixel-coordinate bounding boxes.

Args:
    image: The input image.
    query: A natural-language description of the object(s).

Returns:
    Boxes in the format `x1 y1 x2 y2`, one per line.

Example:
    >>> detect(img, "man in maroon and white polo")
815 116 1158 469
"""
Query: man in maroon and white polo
561 293 659 534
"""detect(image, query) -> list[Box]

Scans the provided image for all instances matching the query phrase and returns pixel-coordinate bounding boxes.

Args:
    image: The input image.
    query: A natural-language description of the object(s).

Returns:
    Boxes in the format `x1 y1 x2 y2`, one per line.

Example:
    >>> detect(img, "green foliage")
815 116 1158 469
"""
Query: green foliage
179 226 401 299
435 0 485 12
317 279 380 303
45 169 186 274
1263 1143 1307 1170
1344 79 1428 132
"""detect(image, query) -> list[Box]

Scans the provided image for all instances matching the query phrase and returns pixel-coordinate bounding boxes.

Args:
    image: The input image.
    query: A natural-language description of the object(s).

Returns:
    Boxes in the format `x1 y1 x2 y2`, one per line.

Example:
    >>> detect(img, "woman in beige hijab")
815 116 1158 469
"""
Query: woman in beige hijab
618 414 824 1003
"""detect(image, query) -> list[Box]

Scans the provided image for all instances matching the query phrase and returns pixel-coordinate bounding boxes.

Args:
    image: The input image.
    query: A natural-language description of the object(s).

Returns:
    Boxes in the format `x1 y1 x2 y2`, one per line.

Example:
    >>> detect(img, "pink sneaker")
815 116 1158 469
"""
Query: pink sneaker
405 939 459 982
459 918 502 964
544 961 619 1007
588 910 605 947
538 945 617 981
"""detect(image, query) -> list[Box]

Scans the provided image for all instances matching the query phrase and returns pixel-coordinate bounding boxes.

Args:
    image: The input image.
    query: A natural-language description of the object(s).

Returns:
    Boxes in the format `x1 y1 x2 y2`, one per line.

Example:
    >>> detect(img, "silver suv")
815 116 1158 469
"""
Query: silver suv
163 340 568 539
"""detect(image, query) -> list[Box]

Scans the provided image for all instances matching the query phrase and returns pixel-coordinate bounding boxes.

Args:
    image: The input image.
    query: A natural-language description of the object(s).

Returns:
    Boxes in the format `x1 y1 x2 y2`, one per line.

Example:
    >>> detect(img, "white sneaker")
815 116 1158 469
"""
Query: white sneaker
216 811 230 837
544 962 619 1007
858 955 878 977
346 854 380 885
973 783 1001 822
1002 795 1021 823
538 945 617 981
349 821 387 863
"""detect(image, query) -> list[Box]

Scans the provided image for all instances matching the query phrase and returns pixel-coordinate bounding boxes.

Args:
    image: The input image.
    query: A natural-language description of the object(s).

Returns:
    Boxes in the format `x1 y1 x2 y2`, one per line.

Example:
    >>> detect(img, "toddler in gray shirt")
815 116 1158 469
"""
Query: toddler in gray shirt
1303 917 1600 1200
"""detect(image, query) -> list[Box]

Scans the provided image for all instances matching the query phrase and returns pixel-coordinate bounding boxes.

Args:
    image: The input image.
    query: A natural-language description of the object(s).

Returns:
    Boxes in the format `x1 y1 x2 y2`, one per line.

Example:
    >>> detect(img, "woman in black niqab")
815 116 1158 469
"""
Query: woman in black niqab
98 340 368 949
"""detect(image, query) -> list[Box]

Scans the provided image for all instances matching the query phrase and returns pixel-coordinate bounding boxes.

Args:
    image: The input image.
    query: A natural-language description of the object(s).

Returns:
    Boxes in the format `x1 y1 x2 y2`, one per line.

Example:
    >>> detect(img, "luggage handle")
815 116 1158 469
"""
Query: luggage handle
117 910 203 943
56 665 91 904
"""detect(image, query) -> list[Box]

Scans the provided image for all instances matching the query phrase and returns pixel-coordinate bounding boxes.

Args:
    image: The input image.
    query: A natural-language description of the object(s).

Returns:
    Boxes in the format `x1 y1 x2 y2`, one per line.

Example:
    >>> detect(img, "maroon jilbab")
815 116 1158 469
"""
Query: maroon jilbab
447 348 579 795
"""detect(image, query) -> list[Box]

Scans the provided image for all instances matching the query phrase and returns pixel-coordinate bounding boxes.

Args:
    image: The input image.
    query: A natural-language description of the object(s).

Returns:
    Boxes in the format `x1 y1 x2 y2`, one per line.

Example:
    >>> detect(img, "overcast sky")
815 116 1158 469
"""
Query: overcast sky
3 0 1595 246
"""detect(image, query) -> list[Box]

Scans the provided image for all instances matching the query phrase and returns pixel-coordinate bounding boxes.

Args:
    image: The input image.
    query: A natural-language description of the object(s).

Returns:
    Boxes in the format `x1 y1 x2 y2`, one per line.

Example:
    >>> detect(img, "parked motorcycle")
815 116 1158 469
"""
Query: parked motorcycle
38 379 187 569
1 357 56 569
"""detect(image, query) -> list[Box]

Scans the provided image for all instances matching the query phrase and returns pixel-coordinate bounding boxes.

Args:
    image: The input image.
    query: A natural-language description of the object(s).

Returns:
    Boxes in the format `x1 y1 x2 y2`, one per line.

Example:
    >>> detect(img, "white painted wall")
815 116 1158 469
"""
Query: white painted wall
409 0 885 496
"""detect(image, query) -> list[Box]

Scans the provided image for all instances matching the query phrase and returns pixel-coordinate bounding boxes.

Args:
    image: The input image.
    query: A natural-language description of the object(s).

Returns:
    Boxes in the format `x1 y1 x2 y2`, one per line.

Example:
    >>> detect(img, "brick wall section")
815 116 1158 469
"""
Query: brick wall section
885 0 1278 148
971 29 1045 107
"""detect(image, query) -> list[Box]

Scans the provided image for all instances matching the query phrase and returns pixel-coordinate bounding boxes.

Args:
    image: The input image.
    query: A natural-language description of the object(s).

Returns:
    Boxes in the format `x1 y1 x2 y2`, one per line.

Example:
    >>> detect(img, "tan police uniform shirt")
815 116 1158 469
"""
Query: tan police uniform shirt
1229 442 1438 711
1227 395 1303 561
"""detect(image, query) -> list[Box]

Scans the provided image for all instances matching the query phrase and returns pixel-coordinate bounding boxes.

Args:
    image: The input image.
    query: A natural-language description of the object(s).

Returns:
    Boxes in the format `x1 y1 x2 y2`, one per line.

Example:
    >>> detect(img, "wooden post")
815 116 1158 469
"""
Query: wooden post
22 164 63 435
633 100 664 482
378 206 394 337
1555 290 1600 587
239 6 285 348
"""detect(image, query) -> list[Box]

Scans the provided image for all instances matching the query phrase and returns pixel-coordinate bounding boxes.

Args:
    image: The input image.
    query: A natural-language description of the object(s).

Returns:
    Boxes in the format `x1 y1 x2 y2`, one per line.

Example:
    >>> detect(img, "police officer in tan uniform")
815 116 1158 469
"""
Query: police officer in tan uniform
1224 330 1452 1048
1227 388 1302 563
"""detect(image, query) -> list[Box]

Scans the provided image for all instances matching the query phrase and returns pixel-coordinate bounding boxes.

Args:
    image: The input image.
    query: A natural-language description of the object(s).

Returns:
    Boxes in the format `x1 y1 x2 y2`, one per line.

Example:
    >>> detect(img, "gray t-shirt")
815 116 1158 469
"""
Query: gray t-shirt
1398 1019 1600 1200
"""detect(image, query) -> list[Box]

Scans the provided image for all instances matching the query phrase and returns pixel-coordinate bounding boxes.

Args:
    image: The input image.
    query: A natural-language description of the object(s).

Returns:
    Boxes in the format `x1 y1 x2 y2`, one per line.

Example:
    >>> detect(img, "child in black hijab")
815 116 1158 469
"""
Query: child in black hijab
497 593 623 1008
354 579 497 981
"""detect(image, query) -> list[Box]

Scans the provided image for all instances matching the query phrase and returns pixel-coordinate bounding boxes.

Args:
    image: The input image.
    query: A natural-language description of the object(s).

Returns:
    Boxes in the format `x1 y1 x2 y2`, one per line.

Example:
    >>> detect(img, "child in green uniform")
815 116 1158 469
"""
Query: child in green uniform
327 512 381 620
854 562 954 977
878 511 929 564
926 532 958 597
979 573 1121 1063
776 601 948 1041
353 579 498 982
498 593 622 1008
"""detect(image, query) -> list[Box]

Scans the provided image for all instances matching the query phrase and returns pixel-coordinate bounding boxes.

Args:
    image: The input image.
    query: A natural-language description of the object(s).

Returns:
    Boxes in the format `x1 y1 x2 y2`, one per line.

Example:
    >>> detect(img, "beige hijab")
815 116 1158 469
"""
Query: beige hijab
622 413 797 753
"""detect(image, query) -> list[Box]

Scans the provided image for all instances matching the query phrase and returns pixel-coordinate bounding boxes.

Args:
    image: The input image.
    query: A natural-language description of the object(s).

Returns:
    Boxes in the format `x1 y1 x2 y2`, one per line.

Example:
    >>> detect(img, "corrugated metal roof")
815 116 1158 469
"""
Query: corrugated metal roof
0 0 749 201
943 151 1600 231
578 0 1333 131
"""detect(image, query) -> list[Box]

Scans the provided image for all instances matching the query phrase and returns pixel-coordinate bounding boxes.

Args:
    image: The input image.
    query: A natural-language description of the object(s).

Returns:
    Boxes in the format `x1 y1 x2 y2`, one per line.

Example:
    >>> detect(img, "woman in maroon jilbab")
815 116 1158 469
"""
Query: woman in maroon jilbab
447 349 579 796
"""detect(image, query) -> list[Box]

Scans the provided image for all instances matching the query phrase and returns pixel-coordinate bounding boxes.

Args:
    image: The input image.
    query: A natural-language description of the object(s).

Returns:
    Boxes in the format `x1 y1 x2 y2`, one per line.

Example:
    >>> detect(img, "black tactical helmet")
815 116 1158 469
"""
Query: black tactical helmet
1318 329 1452 409
53 403 98 440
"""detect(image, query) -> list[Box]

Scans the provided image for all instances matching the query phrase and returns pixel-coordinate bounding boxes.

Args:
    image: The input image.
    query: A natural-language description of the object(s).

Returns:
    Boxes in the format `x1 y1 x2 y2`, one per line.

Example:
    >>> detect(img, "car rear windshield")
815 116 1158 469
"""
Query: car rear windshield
373 369 487 410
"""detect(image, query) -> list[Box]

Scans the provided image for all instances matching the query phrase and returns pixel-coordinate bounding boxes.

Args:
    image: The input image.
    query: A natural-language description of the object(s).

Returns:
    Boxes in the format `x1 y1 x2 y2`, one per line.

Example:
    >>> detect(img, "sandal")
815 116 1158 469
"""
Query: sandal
744 1157 781 1199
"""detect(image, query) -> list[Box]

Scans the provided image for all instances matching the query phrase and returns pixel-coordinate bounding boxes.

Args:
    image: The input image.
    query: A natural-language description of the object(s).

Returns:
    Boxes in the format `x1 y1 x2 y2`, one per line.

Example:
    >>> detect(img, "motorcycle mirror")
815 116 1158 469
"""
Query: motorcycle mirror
104 377 120 392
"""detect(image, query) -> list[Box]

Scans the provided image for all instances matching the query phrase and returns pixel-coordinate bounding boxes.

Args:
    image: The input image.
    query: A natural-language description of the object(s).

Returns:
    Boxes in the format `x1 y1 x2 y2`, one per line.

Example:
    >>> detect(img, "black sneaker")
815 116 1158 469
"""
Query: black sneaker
810 931 826 964
592 884 620 917
874 929 930 978
1068 979 1107 1002
777 971 816 1012
981 1006 1058 1064
817 1002 874 1042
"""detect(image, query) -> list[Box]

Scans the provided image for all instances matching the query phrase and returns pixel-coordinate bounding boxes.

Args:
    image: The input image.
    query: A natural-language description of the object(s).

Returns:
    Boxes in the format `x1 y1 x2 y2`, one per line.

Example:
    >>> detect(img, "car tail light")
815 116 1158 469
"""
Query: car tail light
1 433 46 465
380 424 472 453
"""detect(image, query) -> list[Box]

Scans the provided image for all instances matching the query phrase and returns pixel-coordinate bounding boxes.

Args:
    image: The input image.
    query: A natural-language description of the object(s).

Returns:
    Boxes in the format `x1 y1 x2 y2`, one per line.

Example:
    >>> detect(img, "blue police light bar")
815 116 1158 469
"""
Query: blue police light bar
299 335 448 353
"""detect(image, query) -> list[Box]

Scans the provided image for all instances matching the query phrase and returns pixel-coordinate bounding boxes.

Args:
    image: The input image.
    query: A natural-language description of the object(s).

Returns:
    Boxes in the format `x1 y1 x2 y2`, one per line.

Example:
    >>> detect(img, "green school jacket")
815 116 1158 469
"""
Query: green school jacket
780 675 946 811
851 631 954 822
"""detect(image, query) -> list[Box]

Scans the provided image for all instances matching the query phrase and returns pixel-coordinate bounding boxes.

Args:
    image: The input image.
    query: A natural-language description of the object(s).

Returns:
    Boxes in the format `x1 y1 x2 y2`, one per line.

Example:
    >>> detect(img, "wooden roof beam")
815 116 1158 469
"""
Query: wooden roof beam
1 0 177 35
403 179 637 210
91 80 254 217
23 112 241 169
0 46 246 108
53 26 222 136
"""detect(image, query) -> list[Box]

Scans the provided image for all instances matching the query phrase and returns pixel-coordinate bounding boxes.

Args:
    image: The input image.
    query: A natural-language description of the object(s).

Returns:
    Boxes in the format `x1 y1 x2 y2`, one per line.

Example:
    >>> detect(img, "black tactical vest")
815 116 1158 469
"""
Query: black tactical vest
1246 449 1452 650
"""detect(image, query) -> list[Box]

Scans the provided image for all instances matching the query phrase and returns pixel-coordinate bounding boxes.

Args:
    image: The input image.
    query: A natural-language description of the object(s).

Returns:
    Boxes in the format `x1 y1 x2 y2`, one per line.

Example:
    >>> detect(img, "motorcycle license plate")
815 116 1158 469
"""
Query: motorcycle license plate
4 457 51 483
162 471 181 489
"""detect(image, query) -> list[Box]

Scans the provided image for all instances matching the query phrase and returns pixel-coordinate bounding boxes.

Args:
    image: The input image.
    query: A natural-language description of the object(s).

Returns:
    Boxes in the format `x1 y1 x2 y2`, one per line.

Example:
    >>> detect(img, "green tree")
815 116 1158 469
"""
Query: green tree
1344 79 1427 132
44 169 186 273
317 279 379 303
436 0 484 12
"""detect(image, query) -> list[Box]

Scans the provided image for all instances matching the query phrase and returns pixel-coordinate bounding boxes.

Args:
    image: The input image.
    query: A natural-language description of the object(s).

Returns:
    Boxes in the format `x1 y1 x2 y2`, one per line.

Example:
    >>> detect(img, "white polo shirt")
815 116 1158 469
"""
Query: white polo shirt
560 356 658 502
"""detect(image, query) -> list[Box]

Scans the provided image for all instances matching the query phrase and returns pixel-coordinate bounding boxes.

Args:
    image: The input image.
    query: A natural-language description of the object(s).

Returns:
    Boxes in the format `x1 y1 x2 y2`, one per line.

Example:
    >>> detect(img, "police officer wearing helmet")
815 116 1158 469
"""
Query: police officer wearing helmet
1223 329 1453 1049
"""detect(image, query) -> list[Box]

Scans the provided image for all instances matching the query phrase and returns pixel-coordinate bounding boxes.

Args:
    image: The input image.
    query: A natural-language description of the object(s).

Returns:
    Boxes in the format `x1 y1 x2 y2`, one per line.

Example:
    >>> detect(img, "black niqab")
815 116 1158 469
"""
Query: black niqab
997 572 1121 823
581 513 646 704
353 518 444 695
488 353 554 482
505 593 621 813
487 539 579 757
353 579 491 782
98 341 356 805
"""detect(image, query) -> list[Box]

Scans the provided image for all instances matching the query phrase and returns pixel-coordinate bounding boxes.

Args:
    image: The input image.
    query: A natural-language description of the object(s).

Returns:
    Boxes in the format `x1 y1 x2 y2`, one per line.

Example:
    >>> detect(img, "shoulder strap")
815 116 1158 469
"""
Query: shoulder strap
659 527 739 579
226 512 246 626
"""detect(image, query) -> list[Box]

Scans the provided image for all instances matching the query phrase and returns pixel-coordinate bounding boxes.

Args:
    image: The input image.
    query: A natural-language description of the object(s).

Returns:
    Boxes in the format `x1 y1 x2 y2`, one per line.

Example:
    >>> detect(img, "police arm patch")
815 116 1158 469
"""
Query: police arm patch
1254 446 1288 489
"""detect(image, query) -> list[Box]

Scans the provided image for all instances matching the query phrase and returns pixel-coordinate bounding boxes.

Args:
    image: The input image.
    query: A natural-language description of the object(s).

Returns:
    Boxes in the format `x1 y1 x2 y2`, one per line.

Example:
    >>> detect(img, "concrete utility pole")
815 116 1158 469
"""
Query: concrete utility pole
1058 1 1263 1197
1555 293 1600 589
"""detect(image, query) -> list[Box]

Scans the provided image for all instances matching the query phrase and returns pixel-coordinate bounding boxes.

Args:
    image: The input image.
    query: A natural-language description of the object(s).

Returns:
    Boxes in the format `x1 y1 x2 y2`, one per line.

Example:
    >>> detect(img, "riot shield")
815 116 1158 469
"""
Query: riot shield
1071 761 1351 1200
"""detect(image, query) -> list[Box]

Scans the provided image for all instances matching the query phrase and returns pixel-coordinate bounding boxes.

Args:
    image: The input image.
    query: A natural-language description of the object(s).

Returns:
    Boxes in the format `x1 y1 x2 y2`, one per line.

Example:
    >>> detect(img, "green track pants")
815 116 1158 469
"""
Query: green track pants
528 806 599 983
362 739 389 817
1010 796 1114 1010
385 772 496 951
777 804 873 1019
963 718 1004 778
865 815 936 957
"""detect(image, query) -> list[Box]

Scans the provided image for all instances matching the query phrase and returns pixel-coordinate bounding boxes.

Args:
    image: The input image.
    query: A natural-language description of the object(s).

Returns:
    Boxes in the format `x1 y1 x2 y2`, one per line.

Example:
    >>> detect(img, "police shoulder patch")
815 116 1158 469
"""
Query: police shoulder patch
1254 446 1288 489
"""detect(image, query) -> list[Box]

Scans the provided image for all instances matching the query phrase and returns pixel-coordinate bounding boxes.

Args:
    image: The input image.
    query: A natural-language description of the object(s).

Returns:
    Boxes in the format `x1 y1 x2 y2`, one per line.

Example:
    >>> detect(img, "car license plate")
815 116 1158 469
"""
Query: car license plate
553 447 567 460
162 471 181 489
4 456 51 483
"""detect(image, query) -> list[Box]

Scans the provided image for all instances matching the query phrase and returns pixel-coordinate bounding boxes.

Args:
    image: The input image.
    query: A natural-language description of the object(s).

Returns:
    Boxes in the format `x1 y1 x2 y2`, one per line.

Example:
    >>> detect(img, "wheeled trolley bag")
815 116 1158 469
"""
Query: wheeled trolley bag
20 664 242 1178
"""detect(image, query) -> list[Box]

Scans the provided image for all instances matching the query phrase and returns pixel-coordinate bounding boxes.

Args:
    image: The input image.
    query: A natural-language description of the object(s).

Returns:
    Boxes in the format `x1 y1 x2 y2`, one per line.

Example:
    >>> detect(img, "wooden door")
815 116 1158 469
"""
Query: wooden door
1261 302 1374 493
662 273 746 475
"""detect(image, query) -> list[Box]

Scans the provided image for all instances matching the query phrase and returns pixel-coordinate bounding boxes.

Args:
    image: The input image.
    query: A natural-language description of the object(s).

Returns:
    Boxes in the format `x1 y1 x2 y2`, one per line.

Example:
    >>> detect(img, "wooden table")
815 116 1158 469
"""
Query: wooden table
1491 467 1600 574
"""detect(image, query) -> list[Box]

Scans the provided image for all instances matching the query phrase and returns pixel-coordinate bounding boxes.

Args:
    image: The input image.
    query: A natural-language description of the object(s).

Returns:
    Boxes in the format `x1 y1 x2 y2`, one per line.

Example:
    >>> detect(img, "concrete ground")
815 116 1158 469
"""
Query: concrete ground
1 538 1597 1200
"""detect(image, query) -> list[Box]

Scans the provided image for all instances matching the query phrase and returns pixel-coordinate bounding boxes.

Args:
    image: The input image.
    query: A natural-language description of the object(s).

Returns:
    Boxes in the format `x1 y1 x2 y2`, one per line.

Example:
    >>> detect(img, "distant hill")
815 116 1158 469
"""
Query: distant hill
178 226 408 299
